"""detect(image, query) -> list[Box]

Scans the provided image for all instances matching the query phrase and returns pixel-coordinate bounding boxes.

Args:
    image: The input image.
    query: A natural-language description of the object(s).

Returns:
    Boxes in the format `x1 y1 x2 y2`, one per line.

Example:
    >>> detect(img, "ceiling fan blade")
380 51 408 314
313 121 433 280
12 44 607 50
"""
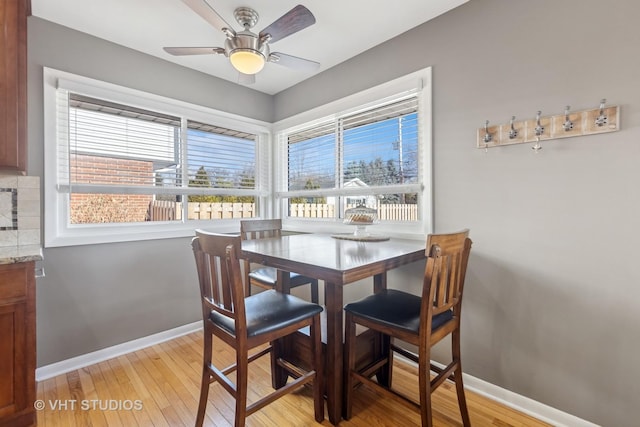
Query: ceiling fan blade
259 5 316 44
163 47 225 56
237 72 256 85
269 52 320 72
181 0 235 35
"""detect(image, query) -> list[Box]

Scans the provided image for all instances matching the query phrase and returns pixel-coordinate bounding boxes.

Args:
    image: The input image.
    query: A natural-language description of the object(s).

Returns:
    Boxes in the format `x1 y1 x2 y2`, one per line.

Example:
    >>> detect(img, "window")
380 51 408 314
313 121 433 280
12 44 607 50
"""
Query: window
44 68 270 247
275 68 432 237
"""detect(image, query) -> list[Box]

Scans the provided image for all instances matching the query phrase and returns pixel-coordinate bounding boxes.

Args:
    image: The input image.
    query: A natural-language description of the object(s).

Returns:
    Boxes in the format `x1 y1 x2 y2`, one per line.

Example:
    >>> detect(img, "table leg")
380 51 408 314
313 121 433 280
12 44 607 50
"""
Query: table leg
276 269 288 293
324 281 343 425
373 273 391 387
272 270 290 389
373 272 386 293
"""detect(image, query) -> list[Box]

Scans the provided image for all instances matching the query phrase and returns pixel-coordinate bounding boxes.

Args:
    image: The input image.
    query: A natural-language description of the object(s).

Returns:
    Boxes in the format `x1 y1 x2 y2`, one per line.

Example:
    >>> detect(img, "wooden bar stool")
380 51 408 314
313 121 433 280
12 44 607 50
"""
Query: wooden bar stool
192 229 324 427
344 229 473 427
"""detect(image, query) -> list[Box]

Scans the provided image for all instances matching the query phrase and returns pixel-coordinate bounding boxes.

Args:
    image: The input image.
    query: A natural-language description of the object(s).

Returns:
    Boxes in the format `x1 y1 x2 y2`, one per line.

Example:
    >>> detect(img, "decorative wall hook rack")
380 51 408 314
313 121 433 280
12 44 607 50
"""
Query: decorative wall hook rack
477 100 620 150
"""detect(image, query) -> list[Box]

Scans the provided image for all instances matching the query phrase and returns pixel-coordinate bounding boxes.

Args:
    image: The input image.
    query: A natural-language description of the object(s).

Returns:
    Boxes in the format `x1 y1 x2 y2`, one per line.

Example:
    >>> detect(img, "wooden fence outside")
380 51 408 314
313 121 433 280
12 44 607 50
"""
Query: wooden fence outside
289 203 336 218
148 201 255 221
187 202 255 220
290 203 418 221
148 201 418 221
147 200 182 221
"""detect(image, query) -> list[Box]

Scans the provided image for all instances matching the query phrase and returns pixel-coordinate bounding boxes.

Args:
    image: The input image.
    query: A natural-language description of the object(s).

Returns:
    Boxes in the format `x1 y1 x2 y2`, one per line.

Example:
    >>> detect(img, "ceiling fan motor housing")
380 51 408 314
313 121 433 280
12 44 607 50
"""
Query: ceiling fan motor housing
224 31 270 60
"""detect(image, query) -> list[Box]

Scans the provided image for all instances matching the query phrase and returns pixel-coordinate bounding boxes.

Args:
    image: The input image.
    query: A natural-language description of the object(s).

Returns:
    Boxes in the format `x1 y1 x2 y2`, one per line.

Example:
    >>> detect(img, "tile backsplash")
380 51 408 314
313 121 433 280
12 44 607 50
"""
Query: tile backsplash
0 176 41 248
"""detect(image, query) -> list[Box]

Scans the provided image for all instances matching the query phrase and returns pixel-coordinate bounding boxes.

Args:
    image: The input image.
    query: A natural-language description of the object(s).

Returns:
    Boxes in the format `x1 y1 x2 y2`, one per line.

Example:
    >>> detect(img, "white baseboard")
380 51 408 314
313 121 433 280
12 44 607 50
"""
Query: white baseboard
36 325 599 427
35 321 202 381
461 369 600 427
400 357 600 427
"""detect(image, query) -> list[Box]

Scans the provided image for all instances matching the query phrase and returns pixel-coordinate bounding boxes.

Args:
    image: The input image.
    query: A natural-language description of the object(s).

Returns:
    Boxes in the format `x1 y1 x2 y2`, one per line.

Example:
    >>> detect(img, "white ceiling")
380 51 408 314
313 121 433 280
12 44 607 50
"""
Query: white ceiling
31 0 467 95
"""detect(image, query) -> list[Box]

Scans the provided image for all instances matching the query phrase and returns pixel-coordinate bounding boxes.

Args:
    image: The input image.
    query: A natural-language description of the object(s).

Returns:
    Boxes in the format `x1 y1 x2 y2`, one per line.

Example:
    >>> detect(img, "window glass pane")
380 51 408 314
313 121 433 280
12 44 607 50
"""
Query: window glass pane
69 94 181 187
342 100 419 187
185 120 257 220
65 96 260 225
287 197 336 219
284 97 420 222
344 194 418 221
70 193 182 224
287 122 336 191
68 94 182 224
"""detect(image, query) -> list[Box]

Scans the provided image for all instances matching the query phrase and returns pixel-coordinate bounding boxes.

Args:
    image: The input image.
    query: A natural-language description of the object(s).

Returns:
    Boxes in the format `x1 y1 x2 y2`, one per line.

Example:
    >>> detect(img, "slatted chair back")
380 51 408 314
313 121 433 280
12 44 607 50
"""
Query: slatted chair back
192 231 245 332
240 219 283 241
421 229 472 344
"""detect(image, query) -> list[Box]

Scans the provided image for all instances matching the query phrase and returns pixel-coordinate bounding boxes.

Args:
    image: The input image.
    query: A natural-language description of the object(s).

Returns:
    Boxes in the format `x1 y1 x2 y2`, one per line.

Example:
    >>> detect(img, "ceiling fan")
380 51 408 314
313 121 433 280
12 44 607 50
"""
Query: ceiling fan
164 0 320 84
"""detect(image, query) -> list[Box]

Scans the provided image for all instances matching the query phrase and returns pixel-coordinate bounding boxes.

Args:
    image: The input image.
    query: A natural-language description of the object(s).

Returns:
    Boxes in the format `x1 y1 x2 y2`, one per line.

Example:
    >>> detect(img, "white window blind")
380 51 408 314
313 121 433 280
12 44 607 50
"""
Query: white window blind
54 89 261 225
57 93 260 197
186 120 256 194
59 91 182 195
287 120 336 191
342 98 419 190
282 95 422 199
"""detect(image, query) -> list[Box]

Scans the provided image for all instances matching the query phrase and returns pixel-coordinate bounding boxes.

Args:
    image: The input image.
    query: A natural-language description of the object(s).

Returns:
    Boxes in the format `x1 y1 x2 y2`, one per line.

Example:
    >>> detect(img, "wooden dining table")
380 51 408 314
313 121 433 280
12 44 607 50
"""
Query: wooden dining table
241 232 426 424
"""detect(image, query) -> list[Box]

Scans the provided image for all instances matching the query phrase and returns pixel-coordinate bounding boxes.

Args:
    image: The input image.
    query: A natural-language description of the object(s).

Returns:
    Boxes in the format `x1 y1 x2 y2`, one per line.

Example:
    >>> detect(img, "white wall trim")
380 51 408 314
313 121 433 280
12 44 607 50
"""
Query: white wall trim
35 321 202 381
36 324 598 427
399 357 600 427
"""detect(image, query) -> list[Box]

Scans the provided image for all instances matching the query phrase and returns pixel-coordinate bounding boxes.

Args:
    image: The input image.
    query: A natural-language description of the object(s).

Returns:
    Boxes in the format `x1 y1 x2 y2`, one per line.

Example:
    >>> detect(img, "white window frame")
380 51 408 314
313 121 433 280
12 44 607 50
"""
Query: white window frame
273 68 433 239
43 68 273 247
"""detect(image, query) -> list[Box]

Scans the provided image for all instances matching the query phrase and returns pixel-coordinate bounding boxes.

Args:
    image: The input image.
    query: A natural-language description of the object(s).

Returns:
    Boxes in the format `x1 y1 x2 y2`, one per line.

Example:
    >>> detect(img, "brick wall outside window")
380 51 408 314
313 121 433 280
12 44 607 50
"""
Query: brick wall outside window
69 154 154 224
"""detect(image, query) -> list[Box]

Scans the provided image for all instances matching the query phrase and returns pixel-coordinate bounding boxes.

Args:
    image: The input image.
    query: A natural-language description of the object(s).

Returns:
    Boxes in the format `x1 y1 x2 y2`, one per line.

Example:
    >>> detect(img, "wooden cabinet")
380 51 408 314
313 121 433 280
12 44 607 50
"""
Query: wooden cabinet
0 262 36 427
0 0 29 173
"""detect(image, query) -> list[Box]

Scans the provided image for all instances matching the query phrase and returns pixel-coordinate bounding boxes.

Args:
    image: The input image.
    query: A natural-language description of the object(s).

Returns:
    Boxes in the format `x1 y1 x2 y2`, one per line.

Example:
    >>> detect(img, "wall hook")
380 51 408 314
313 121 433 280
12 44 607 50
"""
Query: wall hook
534 111 545 136
531 137 542 152
483 120 493 143
508 116 518 139
562 105 574 131
531 111 544 152
483 120 492 152
595 99 608 127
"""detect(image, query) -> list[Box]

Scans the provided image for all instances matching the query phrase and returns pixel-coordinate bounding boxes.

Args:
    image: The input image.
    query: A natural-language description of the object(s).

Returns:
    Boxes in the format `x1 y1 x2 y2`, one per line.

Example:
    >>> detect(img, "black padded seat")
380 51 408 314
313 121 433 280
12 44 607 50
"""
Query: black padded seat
211 289 323 338
344 289 453 335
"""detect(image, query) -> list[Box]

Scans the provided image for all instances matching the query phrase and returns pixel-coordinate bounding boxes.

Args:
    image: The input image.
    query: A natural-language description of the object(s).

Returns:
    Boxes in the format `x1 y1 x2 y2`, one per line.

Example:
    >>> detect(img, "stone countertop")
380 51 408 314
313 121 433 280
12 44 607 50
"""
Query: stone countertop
0 245 43 264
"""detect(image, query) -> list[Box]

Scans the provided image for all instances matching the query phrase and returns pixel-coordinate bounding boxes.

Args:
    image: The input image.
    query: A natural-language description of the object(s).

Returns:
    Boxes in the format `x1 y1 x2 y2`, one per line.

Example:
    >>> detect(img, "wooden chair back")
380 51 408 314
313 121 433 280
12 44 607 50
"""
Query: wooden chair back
239 218 320 303
240 219 282 295
421 229 472 343
240 219 283 241
192 230 245 332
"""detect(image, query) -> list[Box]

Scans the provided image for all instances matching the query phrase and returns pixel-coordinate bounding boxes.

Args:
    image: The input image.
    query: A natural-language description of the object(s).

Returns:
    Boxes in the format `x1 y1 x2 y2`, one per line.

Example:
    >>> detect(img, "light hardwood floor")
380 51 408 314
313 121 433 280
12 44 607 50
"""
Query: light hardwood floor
36 331 550 426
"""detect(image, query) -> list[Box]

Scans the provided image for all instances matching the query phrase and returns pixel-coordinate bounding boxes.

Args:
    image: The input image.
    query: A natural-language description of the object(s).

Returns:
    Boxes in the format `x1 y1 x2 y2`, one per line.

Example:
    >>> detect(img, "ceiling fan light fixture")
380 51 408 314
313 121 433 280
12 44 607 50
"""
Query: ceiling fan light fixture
229 49 265 75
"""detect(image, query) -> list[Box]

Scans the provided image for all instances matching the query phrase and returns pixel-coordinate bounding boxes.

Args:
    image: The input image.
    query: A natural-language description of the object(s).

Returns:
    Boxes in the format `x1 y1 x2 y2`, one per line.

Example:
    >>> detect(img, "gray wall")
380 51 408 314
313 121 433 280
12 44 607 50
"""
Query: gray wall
27 1 640 425
277 1 640 425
